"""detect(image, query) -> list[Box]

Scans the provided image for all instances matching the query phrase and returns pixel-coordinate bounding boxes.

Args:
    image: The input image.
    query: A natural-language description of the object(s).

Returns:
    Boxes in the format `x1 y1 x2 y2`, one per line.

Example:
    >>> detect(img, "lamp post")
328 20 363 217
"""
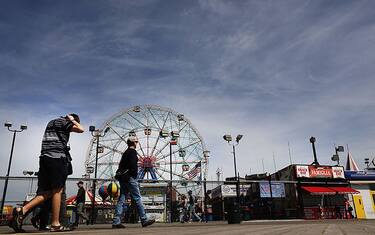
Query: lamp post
309 137 319 165
223 134 242 223
169 131 179 223
332 145 344 166
1 122 27 215
203 150 210 222
89 125 110 224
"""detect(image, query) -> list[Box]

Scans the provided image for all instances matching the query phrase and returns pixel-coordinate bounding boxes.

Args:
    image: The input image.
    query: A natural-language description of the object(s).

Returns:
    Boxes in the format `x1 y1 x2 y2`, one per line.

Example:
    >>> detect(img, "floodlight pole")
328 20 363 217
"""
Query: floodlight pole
89 127 108 224
223 134 242 211
1 125 26 215
232 144 240 206
202 151 210 222
334 146 344 166
233 145 238 183
310 137 319 165
169 141 173 223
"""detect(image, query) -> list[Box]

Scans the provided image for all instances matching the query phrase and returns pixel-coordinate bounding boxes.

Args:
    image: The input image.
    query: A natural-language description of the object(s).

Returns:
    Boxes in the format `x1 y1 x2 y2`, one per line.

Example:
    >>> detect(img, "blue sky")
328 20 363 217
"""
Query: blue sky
1 0 375 184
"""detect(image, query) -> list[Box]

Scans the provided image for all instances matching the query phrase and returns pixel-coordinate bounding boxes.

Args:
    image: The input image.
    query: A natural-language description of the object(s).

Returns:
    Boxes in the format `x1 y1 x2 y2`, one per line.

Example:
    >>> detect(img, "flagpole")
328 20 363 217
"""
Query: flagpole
288 141 292 165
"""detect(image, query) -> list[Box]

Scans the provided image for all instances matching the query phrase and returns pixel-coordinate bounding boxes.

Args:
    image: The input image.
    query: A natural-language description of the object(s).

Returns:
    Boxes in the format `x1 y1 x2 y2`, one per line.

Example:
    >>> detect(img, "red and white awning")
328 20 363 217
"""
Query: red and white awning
302 186 359 195
327 186 359 194
301 186 336 195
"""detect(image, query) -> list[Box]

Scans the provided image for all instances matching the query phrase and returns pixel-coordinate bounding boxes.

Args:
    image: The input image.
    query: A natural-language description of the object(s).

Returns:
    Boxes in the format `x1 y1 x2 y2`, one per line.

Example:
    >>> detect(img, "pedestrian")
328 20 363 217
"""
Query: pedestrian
187 190 201 222
73 181 90 227
348 205 354 219
318 204 324 219
9 114 84 232
178 194 187 223
334 205 341 219
30 186 70 231
112 136 155 229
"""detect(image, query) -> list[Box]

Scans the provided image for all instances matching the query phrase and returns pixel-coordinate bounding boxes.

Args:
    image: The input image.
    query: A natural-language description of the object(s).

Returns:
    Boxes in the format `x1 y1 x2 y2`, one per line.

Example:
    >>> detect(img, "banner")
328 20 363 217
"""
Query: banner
345 170 375 180
295 165 345 179
260 182 286 198
220 185 250 197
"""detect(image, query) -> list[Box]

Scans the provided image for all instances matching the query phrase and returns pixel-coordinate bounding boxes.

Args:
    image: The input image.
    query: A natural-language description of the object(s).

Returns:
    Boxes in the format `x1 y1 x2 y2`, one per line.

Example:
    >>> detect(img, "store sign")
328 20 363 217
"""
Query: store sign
309 166 332 178
295 165 345 179
332 166 345 179
296 165 310 178
220 185 250 197
345 170 375 180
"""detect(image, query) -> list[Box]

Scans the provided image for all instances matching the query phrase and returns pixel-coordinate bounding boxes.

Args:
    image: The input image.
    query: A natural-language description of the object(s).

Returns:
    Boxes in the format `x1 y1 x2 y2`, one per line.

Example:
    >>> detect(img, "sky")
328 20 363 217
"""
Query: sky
1 0 375 187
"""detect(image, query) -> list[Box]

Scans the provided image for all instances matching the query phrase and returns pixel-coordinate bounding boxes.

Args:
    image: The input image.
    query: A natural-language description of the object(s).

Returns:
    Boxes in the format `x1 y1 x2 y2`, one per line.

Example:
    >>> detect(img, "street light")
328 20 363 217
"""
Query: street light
159 130 179 223
332 145 344 166
309 137 319 165
89 125 110 224
223 134 242 224
202 150 210 222
170 130 179 223
223 134 243 182
1 122 27 215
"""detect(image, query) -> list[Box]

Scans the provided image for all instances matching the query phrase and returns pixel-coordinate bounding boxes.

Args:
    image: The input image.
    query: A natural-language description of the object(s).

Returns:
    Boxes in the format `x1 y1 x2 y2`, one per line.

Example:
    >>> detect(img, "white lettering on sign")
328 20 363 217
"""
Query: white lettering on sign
332 166 345 179
296 165 310 178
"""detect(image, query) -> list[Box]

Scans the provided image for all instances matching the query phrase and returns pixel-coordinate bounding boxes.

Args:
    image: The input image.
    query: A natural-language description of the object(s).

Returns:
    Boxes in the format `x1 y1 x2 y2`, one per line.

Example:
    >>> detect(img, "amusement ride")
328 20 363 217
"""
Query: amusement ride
85 105 209 196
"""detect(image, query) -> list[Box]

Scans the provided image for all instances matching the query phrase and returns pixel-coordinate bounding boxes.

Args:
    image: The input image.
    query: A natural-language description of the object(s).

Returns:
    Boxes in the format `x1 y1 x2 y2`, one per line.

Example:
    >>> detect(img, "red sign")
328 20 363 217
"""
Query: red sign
309 166 332 178
295 165 345 179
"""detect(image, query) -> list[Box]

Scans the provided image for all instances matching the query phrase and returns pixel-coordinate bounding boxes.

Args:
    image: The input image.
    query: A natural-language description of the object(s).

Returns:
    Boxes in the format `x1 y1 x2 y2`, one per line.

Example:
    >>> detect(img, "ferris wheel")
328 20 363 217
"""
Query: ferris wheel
85 105 209 195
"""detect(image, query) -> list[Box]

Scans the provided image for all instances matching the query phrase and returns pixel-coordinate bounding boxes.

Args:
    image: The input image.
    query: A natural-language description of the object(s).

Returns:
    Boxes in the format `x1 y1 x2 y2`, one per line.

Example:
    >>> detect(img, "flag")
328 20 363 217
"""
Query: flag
346 152 359 171
187 162 201 179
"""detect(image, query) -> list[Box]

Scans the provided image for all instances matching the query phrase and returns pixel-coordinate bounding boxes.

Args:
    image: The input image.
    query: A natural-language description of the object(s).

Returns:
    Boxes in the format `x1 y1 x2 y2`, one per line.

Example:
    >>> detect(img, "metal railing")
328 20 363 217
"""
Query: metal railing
0 175 350 225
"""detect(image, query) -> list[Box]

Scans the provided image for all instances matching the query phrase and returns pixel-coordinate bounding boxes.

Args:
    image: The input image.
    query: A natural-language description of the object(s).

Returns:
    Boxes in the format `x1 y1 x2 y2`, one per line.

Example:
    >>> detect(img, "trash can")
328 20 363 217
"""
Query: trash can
227 202 241 224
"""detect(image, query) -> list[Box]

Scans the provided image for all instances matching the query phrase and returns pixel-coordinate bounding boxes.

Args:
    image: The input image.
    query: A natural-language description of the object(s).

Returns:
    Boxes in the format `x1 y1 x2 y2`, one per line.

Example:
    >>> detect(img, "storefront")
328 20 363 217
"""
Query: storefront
211 183 251 220
272 164 359 219
345 170 375 219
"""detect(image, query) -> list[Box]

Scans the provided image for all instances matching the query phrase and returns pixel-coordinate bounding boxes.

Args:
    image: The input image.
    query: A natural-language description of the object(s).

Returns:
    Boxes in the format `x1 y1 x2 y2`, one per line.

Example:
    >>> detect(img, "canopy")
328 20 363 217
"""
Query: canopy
301 186 359 195
328 187 359 194
301 186 336 195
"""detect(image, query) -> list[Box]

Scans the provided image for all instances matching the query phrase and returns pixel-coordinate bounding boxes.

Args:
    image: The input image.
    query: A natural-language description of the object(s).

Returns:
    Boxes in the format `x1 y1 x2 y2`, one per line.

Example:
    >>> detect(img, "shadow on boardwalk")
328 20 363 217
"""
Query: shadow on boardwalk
1 220 375 235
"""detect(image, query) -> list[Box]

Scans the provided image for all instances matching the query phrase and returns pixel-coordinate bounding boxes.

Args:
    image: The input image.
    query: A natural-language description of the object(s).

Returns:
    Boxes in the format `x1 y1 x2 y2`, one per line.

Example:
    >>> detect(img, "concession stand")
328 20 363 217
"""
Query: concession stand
272 164 359 219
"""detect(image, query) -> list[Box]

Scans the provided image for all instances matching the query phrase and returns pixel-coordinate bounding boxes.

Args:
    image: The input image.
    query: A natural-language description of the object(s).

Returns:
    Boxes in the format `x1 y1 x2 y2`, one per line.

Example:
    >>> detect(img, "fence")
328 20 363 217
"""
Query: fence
1 176 342 225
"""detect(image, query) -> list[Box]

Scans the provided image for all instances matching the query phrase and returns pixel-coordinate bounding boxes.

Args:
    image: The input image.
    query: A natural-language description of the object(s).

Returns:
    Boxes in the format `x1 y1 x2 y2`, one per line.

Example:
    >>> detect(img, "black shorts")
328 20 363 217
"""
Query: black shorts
37 156 68 194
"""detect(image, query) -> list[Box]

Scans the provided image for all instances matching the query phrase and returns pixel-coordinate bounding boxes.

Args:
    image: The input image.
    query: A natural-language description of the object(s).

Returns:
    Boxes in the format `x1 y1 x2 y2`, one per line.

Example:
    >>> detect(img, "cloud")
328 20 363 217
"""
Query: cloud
1 0 375 183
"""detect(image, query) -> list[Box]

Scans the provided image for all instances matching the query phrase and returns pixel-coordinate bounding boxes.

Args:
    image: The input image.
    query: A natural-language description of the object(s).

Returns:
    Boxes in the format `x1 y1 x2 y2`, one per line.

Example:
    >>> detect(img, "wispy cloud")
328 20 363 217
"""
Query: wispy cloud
1 0 375 179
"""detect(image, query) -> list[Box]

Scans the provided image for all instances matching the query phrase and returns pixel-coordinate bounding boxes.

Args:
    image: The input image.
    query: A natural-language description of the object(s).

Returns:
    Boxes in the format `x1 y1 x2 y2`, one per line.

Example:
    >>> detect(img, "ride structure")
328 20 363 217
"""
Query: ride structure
85 105 209 196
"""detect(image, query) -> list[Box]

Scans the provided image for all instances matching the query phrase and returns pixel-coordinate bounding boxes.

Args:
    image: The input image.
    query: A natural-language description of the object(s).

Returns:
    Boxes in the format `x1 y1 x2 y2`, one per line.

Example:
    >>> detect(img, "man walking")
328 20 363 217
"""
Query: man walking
9 114 84 232
112 136 155 229
73 181 89 227
187 190 201 222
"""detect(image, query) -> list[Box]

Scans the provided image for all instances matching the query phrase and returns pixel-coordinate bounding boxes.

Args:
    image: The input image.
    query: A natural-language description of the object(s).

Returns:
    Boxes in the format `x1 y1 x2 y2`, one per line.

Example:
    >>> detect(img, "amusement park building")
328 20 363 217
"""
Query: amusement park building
211 164 361 220
345 170 375 219
270 164 357 219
